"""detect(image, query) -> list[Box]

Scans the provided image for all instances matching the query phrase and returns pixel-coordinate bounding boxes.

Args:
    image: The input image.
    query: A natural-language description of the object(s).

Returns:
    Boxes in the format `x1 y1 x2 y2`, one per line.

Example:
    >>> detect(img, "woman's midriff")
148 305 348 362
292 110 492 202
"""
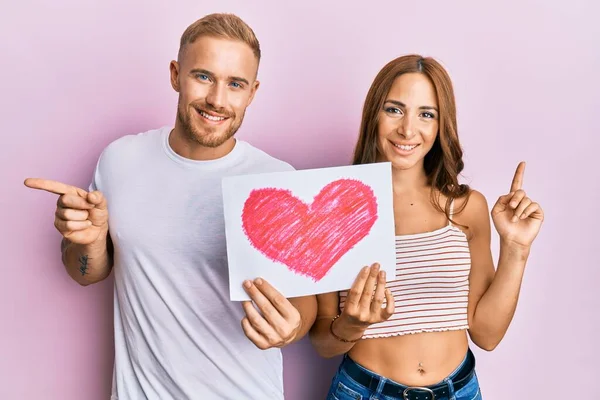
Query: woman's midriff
347 330 469 386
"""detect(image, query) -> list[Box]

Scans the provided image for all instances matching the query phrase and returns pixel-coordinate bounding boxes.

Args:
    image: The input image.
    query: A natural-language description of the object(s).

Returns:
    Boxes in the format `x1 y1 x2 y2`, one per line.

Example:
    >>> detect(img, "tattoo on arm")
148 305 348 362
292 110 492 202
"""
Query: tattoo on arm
78 255 89 276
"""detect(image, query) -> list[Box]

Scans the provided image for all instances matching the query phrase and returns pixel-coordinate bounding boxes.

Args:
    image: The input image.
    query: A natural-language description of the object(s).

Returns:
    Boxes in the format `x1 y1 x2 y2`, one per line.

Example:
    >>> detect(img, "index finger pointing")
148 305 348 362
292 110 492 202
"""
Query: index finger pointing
24 178 86 197
510 162 526 192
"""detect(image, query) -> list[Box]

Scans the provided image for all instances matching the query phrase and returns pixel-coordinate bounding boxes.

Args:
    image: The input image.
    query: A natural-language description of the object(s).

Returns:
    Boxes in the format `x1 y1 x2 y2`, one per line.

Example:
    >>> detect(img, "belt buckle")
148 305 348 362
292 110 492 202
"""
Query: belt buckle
403 386 435 400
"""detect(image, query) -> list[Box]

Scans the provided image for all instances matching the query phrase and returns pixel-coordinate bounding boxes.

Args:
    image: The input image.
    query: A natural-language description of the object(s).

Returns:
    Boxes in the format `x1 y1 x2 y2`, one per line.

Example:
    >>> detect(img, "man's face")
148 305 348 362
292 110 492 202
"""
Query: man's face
170 36 259 148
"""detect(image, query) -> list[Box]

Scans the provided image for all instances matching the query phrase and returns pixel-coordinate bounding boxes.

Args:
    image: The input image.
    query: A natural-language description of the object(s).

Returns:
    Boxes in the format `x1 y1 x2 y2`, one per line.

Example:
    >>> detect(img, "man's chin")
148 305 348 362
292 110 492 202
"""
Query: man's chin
192 130 234 148
184 116 240 147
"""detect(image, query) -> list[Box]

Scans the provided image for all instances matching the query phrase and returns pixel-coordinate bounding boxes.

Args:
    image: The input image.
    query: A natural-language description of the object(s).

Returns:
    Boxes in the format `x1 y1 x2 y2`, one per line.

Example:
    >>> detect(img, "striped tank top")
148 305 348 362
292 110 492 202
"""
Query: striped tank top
339 203 471 339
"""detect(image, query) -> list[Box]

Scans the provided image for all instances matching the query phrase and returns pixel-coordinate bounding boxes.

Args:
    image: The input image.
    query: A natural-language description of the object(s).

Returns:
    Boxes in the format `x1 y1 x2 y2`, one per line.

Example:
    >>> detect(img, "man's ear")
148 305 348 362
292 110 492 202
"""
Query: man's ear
170 60 180 92
247 80 260 107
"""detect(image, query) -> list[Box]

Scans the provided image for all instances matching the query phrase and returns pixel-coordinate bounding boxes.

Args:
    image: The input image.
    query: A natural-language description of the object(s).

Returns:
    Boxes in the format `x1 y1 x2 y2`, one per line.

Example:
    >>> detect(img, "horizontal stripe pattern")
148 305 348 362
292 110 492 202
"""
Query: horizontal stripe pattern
339 223 471 339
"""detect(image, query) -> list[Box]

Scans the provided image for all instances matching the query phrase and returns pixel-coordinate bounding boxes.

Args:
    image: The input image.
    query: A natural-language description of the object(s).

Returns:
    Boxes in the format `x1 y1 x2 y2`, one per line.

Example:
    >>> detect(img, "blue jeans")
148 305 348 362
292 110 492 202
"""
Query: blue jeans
326 351 482 400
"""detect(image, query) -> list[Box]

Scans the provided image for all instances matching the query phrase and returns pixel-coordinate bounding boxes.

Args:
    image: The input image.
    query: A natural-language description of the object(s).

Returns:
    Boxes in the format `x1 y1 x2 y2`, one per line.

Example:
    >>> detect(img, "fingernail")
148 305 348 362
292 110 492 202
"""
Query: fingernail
87 221 92 226
380 271 386 279
254 278 263 285
511 215 518 222
243 280 252 289
520 214 527 220
510 202 517 208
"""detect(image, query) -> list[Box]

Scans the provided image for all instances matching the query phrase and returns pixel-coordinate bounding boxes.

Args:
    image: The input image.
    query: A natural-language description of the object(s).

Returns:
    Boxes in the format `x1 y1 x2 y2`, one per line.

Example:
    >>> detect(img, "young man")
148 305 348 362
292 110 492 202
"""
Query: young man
25 13 316 399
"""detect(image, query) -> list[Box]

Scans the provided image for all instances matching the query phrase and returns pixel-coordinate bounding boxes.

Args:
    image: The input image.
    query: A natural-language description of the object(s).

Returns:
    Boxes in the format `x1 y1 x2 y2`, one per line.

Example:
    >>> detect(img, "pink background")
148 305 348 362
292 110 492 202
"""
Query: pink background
2 1 598 399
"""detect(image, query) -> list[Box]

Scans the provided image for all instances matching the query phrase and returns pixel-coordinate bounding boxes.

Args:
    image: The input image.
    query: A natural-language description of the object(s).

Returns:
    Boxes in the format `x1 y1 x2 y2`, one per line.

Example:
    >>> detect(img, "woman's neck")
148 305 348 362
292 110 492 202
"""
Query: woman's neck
391 163 430 196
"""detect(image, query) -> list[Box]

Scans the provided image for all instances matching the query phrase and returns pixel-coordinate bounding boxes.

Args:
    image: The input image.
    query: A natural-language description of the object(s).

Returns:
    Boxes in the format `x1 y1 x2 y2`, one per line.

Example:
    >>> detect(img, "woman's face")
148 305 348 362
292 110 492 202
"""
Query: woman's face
376 73 439 170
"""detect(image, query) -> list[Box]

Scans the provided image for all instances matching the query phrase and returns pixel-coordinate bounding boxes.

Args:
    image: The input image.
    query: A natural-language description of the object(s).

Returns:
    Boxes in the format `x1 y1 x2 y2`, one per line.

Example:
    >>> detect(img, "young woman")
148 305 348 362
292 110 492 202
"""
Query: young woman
309 55 544 400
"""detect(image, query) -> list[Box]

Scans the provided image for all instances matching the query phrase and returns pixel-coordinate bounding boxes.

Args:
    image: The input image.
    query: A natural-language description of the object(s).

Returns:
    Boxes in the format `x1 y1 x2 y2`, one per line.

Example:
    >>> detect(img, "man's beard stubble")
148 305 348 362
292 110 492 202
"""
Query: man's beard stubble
177 100 245 148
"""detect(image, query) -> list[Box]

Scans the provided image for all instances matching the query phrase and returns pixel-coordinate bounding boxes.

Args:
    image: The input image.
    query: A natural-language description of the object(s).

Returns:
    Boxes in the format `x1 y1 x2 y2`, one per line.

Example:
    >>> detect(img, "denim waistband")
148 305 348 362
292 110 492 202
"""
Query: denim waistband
340 349 476 399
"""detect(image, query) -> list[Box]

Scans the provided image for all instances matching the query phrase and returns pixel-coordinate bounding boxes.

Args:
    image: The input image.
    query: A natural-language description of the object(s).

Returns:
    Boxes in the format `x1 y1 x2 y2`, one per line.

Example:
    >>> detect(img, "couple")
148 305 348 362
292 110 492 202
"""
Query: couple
25 13 543 400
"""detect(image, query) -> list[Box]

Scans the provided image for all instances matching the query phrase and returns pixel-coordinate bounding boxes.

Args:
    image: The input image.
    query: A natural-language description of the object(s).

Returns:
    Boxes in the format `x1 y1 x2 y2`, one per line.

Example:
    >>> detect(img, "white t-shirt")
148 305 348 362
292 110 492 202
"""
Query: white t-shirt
89 126 294 400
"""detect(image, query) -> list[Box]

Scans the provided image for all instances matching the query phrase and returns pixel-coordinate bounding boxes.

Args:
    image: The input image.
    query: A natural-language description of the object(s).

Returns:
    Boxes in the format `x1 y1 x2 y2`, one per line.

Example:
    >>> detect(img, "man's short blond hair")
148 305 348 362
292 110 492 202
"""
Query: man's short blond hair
178 13 261 62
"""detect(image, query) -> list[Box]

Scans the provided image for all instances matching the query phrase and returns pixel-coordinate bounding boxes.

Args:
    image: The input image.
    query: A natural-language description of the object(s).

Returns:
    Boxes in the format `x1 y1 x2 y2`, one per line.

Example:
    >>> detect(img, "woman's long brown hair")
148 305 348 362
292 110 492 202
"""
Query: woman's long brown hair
352 55 470 220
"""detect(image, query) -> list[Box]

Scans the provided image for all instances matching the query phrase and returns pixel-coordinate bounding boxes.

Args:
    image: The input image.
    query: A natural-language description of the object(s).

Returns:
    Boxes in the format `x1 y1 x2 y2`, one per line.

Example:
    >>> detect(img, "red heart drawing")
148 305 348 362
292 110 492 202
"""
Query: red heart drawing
241 179 378 281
